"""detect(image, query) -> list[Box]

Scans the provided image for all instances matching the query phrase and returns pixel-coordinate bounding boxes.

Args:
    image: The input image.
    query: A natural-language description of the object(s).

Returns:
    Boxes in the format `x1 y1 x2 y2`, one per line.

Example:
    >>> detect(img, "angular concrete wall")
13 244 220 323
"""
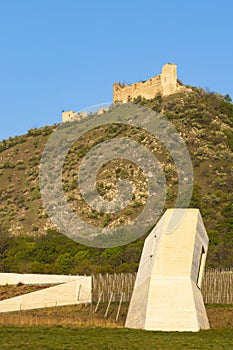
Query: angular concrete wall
125 209 209 332
0 273 84 285
0 276 91 313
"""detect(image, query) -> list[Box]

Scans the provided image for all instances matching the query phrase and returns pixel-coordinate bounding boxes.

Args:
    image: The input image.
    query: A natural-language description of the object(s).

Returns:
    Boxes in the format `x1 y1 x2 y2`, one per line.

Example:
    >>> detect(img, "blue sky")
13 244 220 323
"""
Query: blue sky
0 0 232 141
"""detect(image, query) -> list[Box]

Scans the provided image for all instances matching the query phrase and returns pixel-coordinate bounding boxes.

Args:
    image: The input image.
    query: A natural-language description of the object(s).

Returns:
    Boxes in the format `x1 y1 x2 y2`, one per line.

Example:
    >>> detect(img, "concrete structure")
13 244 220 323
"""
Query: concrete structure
0 273 84 285
0 274 91 313
125 208 209 332
113 63 187 103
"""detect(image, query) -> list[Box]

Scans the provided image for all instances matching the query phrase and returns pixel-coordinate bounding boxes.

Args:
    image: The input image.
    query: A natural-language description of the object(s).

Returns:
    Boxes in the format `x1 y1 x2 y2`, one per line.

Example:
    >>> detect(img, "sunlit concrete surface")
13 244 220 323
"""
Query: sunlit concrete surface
125 209 209 331
0 277 91 313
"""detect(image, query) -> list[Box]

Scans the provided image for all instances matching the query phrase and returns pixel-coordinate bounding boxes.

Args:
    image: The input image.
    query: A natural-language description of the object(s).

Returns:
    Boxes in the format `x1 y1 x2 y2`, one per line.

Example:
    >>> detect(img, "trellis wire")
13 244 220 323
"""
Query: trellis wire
92 269 233 304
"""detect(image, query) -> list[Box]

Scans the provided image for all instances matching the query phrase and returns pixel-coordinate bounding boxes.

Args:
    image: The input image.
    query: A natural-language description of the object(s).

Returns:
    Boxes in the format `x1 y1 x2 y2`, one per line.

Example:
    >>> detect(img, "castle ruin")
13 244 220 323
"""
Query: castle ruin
62 63 187 122
62 110 88 123
113 63 186 103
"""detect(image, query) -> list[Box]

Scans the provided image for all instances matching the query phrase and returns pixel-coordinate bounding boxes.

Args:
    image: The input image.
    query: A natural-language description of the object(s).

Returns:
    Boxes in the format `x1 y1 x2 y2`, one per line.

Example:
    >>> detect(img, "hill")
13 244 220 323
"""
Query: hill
0 87 232 273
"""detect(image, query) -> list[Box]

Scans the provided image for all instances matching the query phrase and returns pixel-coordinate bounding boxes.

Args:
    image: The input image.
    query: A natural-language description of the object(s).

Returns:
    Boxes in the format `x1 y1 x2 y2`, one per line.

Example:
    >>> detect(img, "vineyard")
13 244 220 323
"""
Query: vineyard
92 269 233 304
0 269 233 329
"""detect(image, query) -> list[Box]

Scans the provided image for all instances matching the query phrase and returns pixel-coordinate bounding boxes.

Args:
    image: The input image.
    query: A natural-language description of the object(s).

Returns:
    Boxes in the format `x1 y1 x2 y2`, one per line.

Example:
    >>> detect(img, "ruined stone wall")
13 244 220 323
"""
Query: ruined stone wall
62 107 109 123
62 63 188 123
113 75 162 103
113 63 180 102
62 110 87 123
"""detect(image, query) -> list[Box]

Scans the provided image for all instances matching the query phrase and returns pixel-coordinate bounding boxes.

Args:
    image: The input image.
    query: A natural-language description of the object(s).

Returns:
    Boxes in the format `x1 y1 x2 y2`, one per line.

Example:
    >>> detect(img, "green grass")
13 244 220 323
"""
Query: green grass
0 326 233 350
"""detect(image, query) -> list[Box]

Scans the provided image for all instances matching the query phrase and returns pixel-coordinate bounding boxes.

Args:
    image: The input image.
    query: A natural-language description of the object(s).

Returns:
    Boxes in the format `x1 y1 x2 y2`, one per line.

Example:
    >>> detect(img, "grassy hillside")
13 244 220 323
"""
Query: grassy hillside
0 87 232 273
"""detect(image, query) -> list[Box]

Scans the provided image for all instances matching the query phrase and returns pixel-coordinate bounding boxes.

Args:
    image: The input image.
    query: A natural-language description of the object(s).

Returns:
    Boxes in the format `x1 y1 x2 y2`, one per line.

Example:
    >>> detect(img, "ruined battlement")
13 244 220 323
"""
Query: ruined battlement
62 110 88 123
113 63 186 103
62 63 187 122
62 107 109 123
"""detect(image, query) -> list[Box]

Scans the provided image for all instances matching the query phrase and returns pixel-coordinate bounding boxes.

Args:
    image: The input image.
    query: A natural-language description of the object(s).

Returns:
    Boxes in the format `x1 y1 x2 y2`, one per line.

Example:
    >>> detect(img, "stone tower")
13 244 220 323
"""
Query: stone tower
113 63 184 103
161 63 177 96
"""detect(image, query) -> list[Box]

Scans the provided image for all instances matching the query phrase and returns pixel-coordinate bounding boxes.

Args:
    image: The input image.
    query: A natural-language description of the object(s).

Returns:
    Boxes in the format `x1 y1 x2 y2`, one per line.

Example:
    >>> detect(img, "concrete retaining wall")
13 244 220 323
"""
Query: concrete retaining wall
0 273 84 285
0 278 92 313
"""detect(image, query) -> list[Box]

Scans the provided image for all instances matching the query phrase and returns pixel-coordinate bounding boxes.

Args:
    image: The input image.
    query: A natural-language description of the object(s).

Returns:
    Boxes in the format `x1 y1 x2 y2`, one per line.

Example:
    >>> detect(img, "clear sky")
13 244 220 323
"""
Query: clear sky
0 0 232 141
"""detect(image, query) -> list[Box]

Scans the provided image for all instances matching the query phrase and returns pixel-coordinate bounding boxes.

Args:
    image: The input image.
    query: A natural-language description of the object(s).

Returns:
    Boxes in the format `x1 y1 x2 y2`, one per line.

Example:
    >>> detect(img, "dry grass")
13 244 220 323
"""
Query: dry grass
0 284 53 301
0 302 232 329
0 303 127 328
0 270 233 329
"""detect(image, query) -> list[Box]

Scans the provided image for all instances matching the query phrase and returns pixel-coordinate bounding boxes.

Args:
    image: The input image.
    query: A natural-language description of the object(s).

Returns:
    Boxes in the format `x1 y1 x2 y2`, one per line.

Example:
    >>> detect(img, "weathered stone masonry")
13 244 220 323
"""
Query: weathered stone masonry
62 63 187 122
113 63 186 103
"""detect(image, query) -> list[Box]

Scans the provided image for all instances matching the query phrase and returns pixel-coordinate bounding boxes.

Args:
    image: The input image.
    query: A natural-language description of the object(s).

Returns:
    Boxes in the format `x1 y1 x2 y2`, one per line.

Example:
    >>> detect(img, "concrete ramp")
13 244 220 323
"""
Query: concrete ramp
0 277 91 313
